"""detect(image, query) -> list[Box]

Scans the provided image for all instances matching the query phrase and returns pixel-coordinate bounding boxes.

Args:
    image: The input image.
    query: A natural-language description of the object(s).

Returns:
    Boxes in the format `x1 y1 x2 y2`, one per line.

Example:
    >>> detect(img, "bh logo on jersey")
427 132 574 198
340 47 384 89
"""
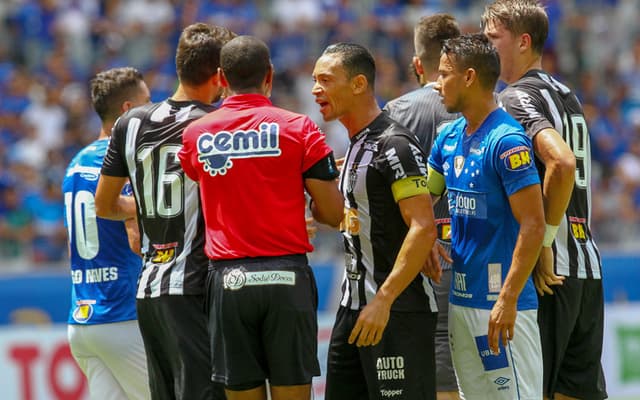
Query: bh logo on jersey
500 145 534 171
197 122 282 176
151 242 177 264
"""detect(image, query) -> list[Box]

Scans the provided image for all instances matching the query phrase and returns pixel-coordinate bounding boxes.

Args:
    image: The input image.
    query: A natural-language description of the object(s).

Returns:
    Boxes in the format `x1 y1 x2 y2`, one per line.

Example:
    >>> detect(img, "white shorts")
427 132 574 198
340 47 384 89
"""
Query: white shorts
68 320 150 400
449 303 543 400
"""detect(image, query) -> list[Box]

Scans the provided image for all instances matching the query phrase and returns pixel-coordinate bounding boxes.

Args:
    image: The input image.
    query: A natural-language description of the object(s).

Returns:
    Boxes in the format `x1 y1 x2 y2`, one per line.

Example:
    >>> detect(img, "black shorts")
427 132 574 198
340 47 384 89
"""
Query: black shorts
325 306 437 400
433 268 457 392
538 276 607 400
207 254 320 387
136 295 225 400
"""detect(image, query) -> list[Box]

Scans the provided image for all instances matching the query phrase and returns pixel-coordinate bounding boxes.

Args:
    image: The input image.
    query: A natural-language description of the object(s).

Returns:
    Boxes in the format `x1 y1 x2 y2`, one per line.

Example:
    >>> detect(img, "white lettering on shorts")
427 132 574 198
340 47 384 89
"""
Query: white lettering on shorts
376 356 406 381
380 389 404 398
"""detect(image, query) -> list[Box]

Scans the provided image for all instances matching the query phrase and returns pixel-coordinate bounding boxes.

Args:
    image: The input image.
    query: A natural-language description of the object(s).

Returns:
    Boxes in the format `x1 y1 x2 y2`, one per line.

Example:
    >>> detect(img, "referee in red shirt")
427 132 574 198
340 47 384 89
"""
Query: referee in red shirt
179 35 344 400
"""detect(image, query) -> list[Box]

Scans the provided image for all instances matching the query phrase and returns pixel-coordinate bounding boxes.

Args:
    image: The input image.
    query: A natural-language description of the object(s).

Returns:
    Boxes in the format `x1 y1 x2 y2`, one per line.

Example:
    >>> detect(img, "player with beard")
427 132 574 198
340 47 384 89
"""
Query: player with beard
95 23 235 400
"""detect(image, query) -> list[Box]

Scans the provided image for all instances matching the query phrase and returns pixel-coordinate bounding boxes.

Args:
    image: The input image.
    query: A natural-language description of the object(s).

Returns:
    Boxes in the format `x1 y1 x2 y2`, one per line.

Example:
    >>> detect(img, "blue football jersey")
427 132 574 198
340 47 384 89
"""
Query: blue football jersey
428 109 540 310
62 139 141 324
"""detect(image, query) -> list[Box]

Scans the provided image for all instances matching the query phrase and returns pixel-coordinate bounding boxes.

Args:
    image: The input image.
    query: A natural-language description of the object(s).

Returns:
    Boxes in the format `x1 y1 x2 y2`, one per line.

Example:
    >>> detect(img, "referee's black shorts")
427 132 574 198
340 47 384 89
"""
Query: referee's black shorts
207 254 320 389
325 305 437 400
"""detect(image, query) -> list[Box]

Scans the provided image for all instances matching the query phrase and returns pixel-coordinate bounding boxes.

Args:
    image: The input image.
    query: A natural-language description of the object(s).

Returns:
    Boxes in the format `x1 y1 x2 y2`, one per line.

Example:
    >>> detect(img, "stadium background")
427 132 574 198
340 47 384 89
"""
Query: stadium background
0 0 638 399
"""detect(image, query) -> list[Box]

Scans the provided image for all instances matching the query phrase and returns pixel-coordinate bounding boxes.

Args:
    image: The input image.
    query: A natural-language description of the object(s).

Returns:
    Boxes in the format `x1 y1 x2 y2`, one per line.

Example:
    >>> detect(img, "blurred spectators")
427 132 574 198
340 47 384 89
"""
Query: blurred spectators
0 0 639 268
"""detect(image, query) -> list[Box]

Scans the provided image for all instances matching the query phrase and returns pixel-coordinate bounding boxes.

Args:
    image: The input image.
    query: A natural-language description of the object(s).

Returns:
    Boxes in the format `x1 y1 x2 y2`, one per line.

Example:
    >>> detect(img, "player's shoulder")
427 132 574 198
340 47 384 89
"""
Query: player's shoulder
385 85 440 111
112 101 162 134
72 139 108 166
438 115 466 136
380 112 417 140
489 108 526 135
123 101 162 122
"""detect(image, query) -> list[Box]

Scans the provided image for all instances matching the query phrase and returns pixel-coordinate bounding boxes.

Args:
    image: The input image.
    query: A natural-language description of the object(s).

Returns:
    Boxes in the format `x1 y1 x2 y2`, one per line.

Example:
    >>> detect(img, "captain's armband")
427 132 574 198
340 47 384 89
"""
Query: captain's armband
426 166 446 196
391 176 429 203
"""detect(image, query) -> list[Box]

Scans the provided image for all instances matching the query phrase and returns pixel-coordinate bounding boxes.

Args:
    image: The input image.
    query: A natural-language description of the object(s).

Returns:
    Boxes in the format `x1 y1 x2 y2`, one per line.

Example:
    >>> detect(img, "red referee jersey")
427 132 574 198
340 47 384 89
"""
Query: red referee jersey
179 93 333 260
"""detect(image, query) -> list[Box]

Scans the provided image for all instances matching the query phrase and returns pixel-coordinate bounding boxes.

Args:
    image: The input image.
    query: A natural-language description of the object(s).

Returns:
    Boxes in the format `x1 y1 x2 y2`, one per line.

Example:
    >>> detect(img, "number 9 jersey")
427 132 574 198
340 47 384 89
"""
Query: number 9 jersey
63 138 142 324
498 69 601 279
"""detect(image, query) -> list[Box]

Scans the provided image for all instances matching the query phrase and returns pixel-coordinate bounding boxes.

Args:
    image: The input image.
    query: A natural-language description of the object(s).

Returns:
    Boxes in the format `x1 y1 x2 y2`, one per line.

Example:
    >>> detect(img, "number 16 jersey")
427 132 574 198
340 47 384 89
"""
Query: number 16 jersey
102 99 214 298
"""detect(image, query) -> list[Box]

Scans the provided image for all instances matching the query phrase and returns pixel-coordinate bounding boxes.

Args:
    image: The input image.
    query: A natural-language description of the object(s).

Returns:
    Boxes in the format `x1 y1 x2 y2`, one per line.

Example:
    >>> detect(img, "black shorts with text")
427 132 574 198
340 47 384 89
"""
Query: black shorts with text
325 306 437 400
207 254 320 388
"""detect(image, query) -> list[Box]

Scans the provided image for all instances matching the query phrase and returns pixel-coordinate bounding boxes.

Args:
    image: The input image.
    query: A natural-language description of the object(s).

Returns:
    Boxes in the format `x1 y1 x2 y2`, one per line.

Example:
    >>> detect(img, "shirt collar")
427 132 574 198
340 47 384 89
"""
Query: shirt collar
221 93 272 108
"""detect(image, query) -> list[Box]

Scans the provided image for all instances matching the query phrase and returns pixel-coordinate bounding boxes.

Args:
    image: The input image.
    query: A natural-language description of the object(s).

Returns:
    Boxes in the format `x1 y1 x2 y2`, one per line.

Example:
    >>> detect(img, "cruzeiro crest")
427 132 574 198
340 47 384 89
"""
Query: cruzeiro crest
197 122 282 176
454 155 465 178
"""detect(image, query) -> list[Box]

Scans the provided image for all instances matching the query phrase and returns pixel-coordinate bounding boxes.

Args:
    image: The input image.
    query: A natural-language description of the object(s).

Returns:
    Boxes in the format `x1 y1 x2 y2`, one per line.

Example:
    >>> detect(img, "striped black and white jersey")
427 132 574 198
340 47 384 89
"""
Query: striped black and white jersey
384 82 460 269
499 69 602 279
102 99 214 298
338 113 437 313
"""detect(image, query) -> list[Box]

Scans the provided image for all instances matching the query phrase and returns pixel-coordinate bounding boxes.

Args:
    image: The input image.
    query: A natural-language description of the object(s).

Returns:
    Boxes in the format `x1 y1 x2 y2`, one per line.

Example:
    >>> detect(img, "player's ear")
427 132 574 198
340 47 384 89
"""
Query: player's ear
121 100 133 113
413 56 424 77
519 32 532 53
464 68 476 87
218 67 229 88
264 64 274 97
352 74 368 95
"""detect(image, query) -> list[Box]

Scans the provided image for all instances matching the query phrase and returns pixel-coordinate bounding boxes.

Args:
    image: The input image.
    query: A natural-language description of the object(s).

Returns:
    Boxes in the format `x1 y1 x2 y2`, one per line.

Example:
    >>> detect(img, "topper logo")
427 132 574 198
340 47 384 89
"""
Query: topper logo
197 122 282 176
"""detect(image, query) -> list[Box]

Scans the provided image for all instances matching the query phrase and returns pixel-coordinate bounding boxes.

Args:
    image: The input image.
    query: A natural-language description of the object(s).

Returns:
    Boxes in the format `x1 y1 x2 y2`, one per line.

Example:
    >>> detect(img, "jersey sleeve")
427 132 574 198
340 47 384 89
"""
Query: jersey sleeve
374 130 428 186
101 116 131 178
427 123 448 175
499 87 554 139
177 123 200 182
493 132 540 196
301 116 333 173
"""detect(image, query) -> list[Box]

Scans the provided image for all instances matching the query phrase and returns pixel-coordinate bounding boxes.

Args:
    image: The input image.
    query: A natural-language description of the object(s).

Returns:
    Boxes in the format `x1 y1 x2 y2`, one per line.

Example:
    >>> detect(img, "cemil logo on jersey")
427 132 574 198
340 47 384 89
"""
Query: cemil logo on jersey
500 145 533 171
197 122 282 176
151 242 177 264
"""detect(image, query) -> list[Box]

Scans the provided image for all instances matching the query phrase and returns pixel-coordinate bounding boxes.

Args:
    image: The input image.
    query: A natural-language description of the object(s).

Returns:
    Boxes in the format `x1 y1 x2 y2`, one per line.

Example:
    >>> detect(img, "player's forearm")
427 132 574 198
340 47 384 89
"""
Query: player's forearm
499 220 544 304
535 129 576 225
542 157 575 225
96 195 137 221
376 223 436 306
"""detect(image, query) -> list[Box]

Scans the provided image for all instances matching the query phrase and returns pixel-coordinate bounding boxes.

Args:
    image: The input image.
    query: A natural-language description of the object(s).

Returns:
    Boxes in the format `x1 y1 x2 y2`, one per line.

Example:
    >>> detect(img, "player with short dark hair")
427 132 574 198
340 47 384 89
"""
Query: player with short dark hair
95 23 236 400
383 14 461 398
63 66 151 400
179 35 344 400
312 41 440 400
483 1 607 399
428 33 546 399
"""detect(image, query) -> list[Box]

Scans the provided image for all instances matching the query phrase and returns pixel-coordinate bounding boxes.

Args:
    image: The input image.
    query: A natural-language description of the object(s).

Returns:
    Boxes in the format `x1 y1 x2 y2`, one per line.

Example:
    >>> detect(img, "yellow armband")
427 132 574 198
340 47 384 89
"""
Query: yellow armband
426 166 446 196
391 176 429 203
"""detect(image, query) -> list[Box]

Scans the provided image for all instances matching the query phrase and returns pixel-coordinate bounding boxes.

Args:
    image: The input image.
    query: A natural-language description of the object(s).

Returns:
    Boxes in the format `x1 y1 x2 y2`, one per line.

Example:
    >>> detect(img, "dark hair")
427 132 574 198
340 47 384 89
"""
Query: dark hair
321 42 376 88
442 33 501 90
175 23 236 86
414 14 460 73
220 36 271 92
481 0 548 55
90 67 144 122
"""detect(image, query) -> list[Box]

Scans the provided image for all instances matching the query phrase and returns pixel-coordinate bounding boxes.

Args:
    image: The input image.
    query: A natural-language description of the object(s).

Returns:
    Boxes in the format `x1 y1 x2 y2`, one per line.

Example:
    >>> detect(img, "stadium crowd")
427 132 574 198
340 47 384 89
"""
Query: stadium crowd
0 0 638 267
